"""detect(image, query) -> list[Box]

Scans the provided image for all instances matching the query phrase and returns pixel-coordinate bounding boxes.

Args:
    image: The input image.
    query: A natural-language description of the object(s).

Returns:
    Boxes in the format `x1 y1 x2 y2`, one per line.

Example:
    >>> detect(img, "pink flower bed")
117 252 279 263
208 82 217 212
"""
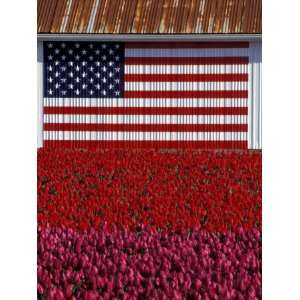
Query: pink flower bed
38 225 261 300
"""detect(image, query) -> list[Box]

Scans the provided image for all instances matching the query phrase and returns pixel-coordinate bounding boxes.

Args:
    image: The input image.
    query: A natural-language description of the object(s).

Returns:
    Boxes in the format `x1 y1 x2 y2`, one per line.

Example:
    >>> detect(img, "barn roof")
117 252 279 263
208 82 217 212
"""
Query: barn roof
37 0 262 34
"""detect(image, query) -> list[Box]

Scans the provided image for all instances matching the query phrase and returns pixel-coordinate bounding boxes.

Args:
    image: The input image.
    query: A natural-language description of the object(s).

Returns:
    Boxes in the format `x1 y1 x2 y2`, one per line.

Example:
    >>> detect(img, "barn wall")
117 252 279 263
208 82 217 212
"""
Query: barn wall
248 42 262 149
38 39 262 149
37 41 44 148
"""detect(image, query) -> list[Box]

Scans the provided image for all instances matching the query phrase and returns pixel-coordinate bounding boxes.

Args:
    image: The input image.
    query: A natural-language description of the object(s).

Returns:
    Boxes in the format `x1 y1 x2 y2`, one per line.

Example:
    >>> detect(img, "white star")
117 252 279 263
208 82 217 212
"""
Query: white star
82 49 87 55
115 44 120 49
68 84 74 89
68 72 74 78
61 55 66 60
68 61 74 66
75 43 80 48
109 72 113 78
108 61 114 66
55 72 60 77
115 67 120 72
47 43 53 48
48 89 53 95
95 84 101 90
89 66 94 72
95 49 100 55
109 49 114 55
115 56 120 61
61 43 66 48
102 77 107 83
48 77 53 83
89 44 94 49
109 84 114 90
82 61 87 66
60 78 66 83
89 78 94 83
82 84 87 89
89 90 94 95
89 56 94 61
101 90 107 96
55 83 60 89
47 66 53 71
102 44 107 49
54 48 60 54
48 55 53 60
114 90 120 96
95 61 101 66
75 89 80 95
55 61 60 66
102 55 107 61
61 90 67 95
75 65 80 71
60 66 66 71
75 55 80 61
95 72 100 78
82 72 87 78
102 66 107 72
115 79 120 83
68 49 74 54
75 77 80 83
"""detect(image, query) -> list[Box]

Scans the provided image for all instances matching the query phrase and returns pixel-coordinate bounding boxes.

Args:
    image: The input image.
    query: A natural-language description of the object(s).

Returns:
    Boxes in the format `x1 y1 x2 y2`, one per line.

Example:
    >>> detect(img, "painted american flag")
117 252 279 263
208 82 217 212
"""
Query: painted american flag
43 41 249 148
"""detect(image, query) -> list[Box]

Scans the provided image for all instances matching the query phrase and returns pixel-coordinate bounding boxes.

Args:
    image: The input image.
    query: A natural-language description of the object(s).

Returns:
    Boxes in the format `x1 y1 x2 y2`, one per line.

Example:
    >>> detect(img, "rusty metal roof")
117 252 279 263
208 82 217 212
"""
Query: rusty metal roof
37 0 262 34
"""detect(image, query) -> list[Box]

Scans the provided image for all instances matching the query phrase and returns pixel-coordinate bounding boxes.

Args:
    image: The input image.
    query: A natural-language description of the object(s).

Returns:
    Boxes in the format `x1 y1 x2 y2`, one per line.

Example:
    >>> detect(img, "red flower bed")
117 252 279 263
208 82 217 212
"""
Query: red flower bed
38 149 261 231
38 225 261 300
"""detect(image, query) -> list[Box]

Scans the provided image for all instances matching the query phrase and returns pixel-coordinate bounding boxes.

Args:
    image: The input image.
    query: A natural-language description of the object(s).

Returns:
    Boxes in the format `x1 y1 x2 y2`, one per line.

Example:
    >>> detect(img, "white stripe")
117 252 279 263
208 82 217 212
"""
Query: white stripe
125 65 248 74
43 98 247 108
44 115 247 124
43 131 247 141
124 82 248 91
125 48 249 57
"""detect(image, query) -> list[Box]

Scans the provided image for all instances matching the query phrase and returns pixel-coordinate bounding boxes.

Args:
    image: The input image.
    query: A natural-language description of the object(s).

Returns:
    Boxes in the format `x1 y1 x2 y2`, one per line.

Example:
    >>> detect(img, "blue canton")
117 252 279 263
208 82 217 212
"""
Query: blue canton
44 42 124 98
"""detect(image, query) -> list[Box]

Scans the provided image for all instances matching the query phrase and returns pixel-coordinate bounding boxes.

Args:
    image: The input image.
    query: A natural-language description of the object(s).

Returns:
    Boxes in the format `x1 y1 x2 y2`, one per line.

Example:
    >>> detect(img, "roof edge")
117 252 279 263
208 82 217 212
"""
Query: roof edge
37 34 262 42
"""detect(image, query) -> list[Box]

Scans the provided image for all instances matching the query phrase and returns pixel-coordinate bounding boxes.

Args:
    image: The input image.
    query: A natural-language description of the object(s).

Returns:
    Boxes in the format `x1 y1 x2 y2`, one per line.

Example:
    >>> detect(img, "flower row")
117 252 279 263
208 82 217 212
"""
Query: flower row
38 225 261 300
38 149 261 231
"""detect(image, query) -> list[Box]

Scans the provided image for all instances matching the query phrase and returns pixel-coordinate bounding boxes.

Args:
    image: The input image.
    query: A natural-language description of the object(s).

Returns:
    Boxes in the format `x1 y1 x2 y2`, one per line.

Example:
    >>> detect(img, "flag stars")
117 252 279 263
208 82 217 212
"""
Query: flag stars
75 65 80 71
89 78 94 83
48 77 53 83
102 55 107 61
75 77 80 83
95 84 101 90
55 83 60 89
82 49 87 55
48 89 53 95
89 56 94 61
114 90 120 96
68 72 74 78
61 55 66 60
75 55 80 61
48 55 53 60
89 44 94 49
102 66 107 72
61 43 66 48
55 71 60 77
47 43 53 48
108 61 114 66
109 49 114 55
61 90 67 95
68 49 74 55
89 66 94 72
82 72 87 78
109 84 114 90
55 61 60 66
47 66 53 71
82 84 87 89
115 44 120 49
109 72 113 78
95 72 101 78
89 90 94 95
68 83 74 89
82 61 87 66
68 61 74 66
95 61 101 66
75 89 80 95
102 44 107 49
101 90 107 96
60 78 67 83
95 49 100 55
75 43 80 48
54 48 60 54
102 77 107 83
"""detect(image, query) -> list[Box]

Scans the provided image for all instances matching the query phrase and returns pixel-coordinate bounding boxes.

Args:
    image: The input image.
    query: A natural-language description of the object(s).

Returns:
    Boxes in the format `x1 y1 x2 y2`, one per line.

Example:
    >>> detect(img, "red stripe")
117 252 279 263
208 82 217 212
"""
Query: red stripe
125 57 249 65
43 106 247 115
125 73 248 82
44 123 248 132
124 90 248 99
43 140 248 149
125 42 250 49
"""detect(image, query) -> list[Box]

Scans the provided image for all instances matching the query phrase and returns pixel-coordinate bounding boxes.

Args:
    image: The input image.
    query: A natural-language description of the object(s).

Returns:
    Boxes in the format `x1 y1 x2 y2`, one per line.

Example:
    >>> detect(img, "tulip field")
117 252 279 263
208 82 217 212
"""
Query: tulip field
37 149 262 299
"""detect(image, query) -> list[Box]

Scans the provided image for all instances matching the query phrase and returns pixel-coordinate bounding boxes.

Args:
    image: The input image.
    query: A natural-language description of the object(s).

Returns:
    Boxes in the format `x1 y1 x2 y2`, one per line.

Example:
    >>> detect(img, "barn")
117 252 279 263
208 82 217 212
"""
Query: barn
37 0 262 150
